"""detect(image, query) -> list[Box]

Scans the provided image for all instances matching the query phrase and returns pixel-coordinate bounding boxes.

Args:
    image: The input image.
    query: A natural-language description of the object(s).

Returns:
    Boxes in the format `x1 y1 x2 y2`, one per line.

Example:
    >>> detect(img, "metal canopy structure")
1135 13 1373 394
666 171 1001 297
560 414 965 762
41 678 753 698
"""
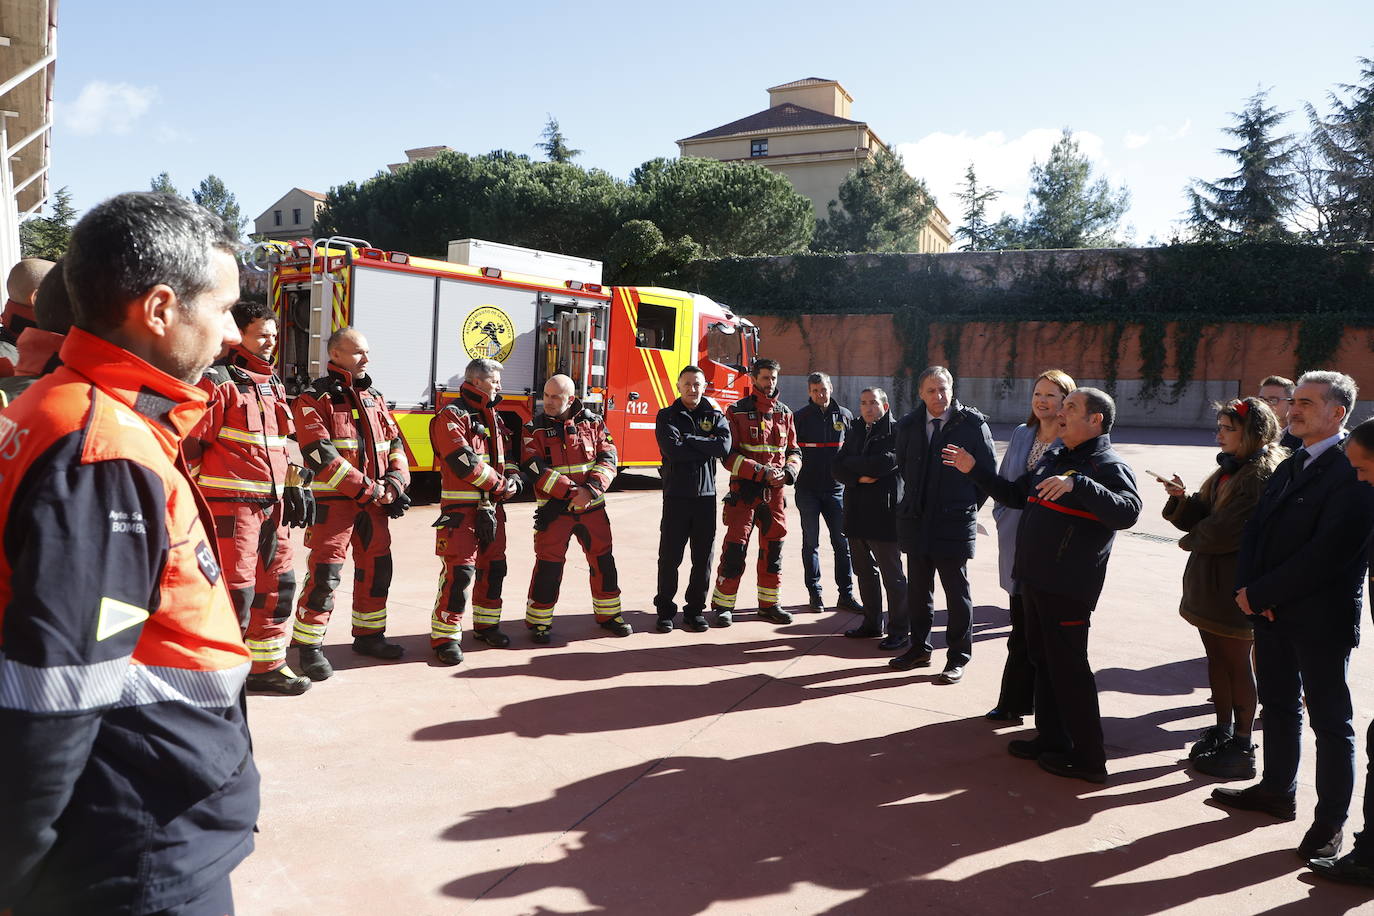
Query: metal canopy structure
0 0 57 277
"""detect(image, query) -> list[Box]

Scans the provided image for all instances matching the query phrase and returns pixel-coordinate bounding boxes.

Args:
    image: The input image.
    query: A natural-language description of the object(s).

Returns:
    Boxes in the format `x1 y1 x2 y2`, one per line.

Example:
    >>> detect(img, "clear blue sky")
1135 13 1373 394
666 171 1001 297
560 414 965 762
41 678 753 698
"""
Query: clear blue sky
50 0 1374 246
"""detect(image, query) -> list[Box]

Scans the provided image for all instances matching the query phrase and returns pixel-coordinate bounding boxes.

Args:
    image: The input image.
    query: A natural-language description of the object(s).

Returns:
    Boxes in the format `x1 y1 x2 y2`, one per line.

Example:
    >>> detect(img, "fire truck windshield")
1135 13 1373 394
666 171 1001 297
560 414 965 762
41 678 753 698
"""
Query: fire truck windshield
707 321 745 370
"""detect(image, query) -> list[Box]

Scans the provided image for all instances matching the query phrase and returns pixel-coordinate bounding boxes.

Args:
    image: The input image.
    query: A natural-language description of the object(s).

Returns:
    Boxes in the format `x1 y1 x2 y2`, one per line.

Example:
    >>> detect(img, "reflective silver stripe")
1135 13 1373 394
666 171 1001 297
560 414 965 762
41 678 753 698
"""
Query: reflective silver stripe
330 437 359 449
0 650 248 714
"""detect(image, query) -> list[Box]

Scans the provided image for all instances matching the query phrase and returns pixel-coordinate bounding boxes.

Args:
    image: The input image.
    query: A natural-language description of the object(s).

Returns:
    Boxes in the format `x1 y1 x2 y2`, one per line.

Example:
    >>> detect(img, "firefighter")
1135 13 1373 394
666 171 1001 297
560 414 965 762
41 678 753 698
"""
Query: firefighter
186 300 315 695
429 357 524 664
521 373 631 644
0 259 72 405
711 357 803 626
291 327 411 679
0 257 53 371
0 192 257 914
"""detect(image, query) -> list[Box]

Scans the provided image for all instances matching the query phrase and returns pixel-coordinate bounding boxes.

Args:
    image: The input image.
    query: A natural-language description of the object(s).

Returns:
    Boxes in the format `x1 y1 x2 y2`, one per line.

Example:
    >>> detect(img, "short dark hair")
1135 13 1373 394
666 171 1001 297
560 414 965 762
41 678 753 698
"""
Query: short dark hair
751 357 780 376
1077 387 1116 434
33 257 74 334
679 365 704 379
232 299 275 330
807 371 830 386
1350 418 1374 453
1260 375 1295 392
65 192 239 332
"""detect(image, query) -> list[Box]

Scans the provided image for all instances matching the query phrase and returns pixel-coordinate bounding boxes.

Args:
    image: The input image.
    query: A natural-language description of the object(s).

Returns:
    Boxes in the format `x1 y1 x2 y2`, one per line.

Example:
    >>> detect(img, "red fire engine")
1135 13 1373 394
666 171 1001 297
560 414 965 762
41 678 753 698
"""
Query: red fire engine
249 237 758 474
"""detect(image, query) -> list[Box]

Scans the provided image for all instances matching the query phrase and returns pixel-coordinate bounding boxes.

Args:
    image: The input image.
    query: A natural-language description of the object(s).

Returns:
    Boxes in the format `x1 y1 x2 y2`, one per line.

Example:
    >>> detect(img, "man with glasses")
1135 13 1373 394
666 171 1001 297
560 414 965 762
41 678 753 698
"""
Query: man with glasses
1258 375 1301 450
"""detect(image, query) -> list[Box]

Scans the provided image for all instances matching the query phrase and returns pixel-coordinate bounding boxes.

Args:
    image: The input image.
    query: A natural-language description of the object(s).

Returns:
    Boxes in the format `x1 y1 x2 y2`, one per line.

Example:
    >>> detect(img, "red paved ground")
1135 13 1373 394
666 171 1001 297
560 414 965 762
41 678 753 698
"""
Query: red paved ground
234 429 1374 915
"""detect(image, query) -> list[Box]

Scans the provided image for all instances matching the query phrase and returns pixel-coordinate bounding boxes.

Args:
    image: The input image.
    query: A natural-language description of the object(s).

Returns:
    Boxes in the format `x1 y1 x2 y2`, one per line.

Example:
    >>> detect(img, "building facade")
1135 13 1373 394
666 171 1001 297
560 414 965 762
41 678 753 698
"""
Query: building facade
677 78 951 253
0 0 57 277
253 188 326 241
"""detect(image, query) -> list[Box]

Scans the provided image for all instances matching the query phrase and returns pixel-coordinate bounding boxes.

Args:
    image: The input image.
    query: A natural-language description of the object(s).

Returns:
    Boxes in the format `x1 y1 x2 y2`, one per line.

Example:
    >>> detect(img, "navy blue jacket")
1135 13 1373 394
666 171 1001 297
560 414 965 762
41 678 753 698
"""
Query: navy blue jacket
1237 442 1374 647
833 411 902 542
970 434 1142 604
656 397 731 498
895 401 996 558
795 400 851 492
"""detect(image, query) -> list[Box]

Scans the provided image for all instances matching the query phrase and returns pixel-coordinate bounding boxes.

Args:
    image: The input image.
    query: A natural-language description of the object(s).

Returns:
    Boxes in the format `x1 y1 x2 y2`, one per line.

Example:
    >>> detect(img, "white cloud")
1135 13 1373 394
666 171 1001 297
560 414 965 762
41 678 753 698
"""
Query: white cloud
1123 119 1192 151
61 81 156 136
1124 131 1152 150
896 128 1106 225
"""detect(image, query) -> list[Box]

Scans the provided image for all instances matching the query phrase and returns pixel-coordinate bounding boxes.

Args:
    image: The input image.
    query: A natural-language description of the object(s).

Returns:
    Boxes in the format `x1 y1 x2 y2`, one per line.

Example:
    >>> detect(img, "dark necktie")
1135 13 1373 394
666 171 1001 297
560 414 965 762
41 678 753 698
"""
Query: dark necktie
929 418 942 455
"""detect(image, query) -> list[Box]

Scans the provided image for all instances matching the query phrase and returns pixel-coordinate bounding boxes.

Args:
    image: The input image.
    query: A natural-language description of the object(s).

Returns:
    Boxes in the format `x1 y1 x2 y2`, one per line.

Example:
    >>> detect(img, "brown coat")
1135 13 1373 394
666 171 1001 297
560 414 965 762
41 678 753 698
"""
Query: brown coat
1163 444 1285 638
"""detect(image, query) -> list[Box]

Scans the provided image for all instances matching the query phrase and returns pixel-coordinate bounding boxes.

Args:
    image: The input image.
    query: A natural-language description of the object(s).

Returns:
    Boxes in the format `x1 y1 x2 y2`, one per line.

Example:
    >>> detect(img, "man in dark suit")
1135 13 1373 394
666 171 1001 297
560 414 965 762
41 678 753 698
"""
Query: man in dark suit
1215 371 1374 865
889 366 996 683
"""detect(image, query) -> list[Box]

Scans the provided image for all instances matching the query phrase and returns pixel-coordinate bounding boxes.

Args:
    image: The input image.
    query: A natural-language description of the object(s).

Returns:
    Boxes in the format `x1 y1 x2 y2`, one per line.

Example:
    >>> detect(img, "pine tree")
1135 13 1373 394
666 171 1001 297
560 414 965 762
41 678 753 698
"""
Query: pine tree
1186 89 1296 242
1008 129 1129 249
192 175 247 237
953 163 1003 250
1306 56 1374 242
19 186 77 259
150 172 180 196
536 116 582 164
812 147 935 252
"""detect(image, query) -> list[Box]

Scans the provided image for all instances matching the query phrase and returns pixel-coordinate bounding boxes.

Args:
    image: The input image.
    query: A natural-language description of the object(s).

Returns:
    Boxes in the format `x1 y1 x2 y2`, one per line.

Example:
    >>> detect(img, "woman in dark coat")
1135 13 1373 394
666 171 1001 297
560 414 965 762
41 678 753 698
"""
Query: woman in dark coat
1159 396 1284 778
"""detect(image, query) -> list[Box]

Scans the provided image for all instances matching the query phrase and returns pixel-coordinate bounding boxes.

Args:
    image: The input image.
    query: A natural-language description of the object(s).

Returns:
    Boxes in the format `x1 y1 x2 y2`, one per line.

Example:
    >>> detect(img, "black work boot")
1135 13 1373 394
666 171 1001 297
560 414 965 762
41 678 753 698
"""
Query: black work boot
807 591 825 612
297 646 333 681
434 642 464 666
352 633 404 660
473 627 511 648
656 614 675 633
682 610 709 633
758 605 793 625
246 666 312 695
599 615 633 637
837 593 863 613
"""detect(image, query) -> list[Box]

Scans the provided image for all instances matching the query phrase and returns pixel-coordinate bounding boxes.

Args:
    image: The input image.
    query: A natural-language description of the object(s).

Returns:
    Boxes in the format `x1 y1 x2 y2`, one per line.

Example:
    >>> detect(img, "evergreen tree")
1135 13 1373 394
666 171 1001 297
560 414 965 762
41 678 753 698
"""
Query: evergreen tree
149 172 180 196
1185 89 1296 242
1005 129 1129 249
1306 56 1374 242
192 174 247 237
19 186 77 259
953 163 1003 250
812 147 935 252
537 116 582 164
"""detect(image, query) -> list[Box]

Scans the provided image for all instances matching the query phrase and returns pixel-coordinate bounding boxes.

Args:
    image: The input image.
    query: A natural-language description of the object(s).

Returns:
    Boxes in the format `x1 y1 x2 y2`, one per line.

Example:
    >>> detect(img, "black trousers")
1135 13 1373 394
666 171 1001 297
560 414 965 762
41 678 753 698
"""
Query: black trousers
655 495 717 617
849 536 907 634
1023 585 1105 769
995 592 1036 716
902 552 973 667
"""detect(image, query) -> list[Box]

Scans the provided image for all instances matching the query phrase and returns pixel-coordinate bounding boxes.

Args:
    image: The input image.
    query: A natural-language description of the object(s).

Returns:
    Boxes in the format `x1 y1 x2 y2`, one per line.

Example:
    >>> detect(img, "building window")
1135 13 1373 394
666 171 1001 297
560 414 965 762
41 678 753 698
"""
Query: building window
273 210 282 226
750 138 768 157
293 208 302 224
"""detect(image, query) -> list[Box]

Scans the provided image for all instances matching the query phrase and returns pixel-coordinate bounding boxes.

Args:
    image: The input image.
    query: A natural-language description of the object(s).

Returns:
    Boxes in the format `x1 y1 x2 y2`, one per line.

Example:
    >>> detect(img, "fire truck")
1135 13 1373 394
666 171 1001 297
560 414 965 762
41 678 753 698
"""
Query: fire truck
249 237 758 474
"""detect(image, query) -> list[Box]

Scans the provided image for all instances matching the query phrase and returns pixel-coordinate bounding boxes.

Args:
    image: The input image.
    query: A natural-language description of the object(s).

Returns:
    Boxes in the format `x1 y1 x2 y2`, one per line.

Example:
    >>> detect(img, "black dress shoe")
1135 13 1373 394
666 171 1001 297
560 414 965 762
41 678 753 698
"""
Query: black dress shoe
1298 823 1343 860
878 634 910 651
844 626 883 638
1210 784 1297 821
1038 751 1108 784
888 649 932 671
655 616 675 633
837 594 863 613
352 633 404 660
1309 851 1374 886
807 592 825 612
986 708 1025 724
1008 738 1064 760
682 612 709 633
937 666 964 684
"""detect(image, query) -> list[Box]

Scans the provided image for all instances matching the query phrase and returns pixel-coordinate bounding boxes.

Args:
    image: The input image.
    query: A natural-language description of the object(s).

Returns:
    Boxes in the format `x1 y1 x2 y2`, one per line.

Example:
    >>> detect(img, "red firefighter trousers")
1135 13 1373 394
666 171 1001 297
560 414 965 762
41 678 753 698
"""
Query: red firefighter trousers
292 500 394 645
712 486 788 610
525 506 622 627
212 500 296 674
432 504 509 645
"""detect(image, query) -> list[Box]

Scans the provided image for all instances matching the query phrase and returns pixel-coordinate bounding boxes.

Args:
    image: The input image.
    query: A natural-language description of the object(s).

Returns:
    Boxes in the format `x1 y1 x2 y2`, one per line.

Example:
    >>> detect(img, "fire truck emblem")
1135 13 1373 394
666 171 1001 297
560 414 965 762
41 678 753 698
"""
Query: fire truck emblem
462 307 515 363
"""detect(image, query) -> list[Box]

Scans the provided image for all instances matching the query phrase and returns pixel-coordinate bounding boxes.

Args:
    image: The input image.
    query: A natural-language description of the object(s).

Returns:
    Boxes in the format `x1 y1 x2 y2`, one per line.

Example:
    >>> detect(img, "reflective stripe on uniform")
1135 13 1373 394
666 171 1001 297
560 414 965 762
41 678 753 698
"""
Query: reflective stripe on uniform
311 461 352 492
525 603 554 625
197 474 276 494
219 426 290 449
472 605 502 627
352 608 388 628
430 618 461 637
440 489 483 502
330 437 358 449
245 637 287 662
292 618 327 646
534 493 604 510
739 443 786 454
552 461 594 474
757 586 779 605
710 586 737 610
0 650 249 714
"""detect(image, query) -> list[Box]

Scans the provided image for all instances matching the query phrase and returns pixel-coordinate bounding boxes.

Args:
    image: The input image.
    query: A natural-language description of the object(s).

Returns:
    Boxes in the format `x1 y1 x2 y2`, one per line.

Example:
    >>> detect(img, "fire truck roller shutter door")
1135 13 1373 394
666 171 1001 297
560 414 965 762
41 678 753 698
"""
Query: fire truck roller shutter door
348 265 438 409
436 281 542 396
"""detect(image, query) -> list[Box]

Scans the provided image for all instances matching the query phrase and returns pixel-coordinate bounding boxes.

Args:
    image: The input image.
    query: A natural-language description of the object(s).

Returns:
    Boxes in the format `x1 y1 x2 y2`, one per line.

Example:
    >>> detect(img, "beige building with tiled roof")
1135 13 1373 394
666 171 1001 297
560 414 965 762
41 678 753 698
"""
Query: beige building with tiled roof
253 188 326 241
678 78 951 253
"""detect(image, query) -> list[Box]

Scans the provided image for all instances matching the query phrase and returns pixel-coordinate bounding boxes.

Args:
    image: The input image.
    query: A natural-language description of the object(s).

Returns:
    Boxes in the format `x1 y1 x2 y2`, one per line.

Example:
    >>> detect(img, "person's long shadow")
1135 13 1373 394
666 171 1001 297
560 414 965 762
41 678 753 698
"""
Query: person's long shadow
434 719 1243 914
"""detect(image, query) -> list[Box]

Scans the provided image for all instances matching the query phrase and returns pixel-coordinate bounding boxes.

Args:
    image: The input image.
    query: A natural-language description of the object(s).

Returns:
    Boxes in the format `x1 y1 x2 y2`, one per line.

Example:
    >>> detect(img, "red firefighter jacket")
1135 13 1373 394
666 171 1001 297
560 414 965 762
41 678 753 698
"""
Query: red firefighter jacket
185 345 295 502
520 398 617 513
0 328 258 914
723 386 802 489
293 362 408 502
430 381 522 506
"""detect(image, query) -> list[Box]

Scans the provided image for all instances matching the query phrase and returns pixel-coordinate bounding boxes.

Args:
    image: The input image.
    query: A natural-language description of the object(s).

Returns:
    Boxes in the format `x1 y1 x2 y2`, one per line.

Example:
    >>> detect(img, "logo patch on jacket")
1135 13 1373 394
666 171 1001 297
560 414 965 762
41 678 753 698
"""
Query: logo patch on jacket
194 541 221 584
700 417 714 432
833 417 845 432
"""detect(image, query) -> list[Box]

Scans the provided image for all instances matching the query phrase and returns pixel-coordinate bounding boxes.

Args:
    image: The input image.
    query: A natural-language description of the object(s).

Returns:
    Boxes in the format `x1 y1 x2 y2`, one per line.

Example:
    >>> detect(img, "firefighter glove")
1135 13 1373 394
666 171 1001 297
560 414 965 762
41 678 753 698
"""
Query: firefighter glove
732 477 765 506
282 466 316 528
533 497 570 532
385 490 412 519
475 503 498 546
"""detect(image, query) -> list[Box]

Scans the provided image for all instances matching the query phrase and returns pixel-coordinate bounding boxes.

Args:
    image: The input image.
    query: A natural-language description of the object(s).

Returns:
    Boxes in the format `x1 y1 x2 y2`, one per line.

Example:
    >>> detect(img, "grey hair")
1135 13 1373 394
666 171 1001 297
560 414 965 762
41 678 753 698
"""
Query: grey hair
807 371 831 386
862 387 889 407
1297 370 1358 423
1077 387 1116 434
327 326 360 350
465 357 503 380
917 365 954 390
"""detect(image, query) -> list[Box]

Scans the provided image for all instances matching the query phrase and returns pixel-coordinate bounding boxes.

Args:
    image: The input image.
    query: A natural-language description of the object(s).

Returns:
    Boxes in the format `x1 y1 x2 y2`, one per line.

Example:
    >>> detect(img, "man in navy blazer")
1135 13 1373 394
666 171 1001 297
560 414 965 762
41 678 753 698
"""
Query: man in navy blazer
1214 371 1374 866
